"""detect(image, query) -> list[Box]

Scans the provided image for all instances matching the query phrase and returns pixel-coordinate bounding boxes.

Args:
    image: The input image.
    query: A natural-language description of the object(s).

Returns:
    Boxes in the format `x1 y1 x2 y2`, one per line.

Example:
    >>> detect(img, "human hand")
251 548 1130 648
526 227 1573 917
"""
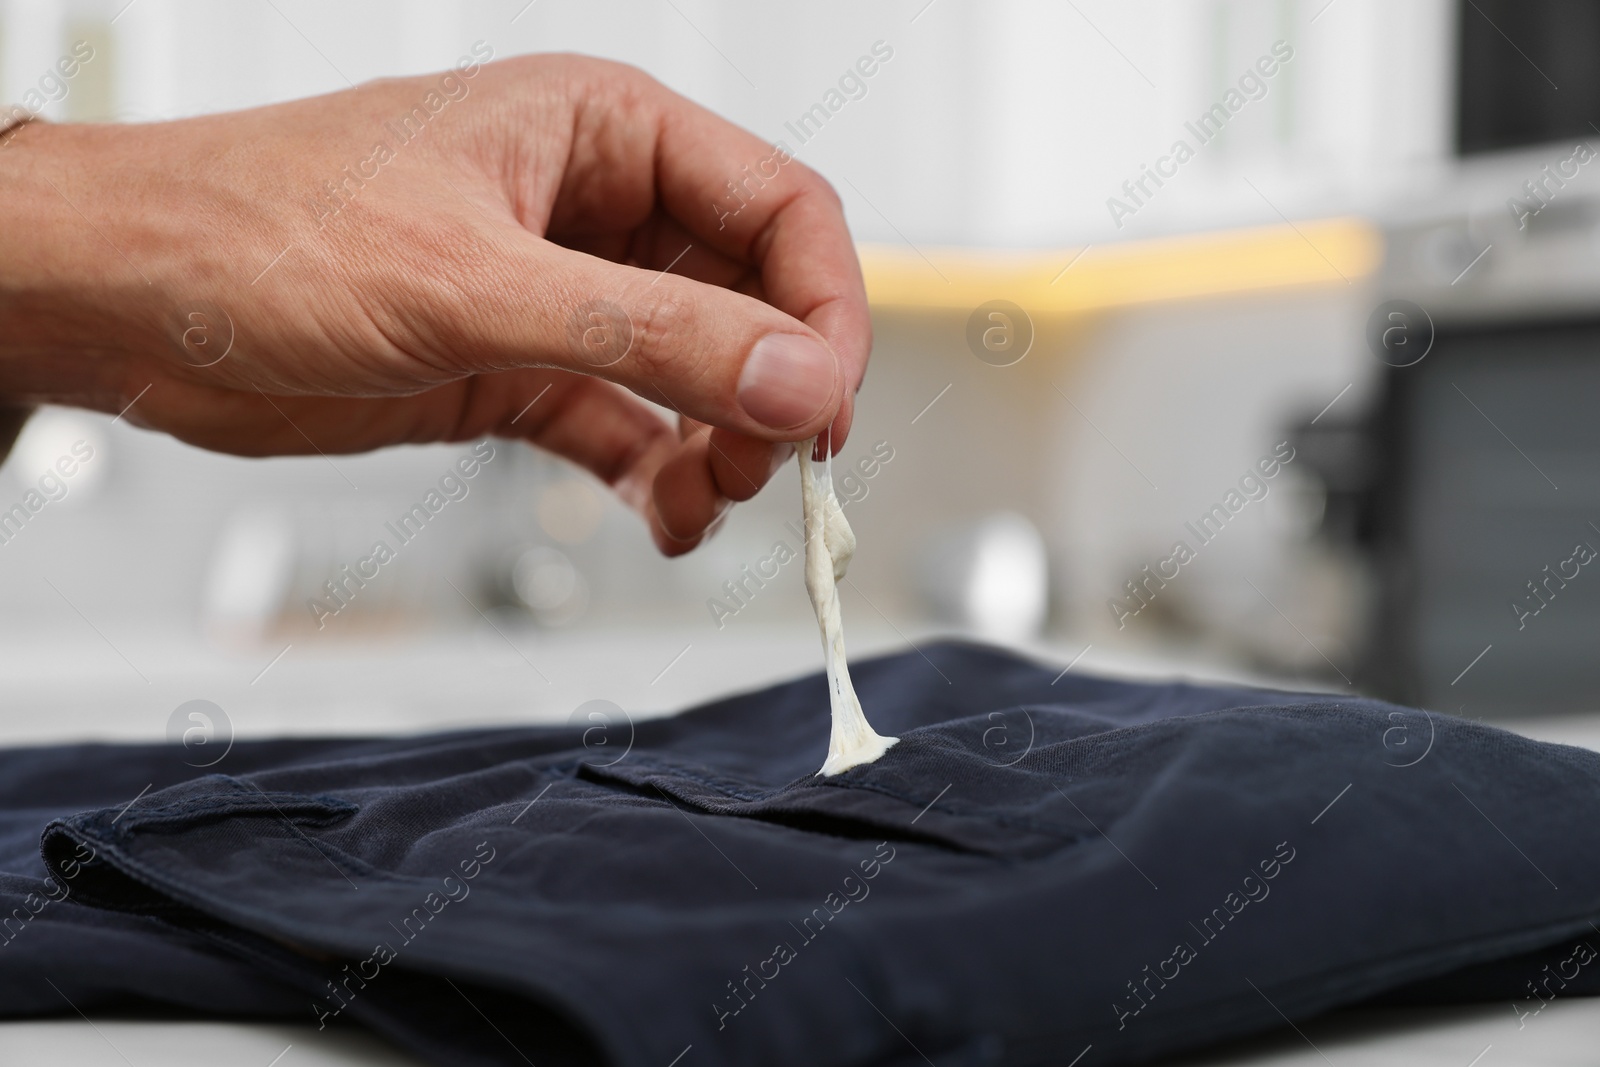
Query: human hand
0 51 870 555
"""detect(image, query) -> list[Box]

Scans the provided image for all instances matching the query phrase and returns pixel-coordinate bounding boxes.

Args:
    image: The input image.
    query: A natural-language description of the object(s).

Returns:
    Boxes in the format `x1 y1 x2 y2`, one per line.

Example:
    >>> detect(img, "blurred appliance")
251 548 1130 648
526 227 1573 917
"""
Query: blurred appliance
1362 314 1600 714
1299 1 1600 713
1457 0 1600 156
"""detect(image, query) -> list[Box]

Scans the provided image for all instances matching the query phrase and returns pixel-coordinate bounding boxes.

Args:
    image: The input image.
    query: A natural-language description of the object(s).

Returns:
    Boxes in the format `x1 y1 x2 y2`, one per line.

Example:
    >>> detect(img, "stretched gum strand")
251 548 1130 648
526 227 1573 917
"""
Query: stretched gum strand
798 432 898 776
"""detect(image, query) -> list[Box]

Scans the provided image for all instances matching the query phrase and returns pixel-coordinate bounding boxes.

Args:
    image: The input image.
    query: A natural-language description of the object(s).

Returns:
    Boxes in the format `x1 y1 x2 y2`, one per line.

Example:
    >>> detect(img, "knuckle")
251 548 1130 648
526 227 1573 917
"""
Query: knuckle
795 163 843 208
626 287 705 384
359 217 496 371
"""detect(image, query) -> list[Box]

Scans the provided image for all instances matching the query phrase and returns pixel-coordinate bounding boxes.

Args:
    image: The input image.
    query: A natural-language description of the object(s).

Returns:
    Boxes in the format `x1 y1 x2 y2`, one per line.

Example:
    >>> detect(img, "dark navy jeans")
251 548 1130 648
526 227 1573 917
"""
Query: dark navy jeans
4 642 1600 1066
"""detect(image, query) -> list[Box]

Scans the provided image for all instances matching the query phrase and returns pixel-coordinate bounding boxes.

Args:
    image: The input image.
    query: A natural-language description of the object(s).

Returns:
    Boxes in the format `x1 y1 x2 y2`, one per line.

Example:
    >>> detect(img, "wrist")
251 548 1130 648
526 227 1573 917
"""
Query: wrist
0 120 169 411
0 104 42 454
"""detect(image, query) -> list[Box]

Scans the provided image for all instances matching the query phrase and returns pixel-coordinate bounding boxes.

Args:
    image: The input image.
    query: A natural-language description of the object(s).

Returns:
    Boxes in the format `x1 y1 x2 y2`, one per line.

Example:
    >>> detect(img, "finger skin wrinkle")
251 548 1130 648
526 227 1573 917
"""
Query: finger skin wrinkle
628 284 716 395
547 66 659 234
743 181 809 267
511 377 673 488
659 497 730 547
486 55 594 234
703 433 760 498
354 217 512 383
445 373 485 443
593 419 671 489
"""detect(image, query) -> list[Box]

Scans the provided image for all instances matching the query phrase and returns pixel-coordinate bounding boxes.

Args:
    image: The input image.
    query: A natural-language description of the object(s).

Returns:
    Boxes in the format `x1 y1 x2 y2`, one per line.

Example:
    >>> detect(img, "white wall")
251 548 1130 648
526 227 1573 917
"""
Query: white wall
0 0 1459 688
4 0 1455 245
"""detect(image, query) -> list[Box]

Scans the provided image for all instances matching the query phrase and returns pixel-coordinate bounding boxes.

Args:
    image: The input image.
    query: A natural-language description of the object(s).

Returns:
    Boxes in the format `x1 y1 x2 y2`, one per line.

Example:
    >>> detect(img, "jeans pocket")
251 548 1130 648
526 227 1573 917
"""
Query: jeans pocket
575 735 1079 859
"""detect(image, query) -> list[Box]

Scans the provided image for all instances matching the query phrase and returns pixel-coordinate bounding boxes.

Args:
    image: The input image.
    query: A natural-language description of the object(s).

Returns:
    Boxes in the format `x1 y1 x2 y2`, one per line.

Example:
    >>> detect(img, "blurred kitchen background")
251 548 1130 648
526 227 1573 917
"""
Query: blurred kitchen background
3 0 1598 745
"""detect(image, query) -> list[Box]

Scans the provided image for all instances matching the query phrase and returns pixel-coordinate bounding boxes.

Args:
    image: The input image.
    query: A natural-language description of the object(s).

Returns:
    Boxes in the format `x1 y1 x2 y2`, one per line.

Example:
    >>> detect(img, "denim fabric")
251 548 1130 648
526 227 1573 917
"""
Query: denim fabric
5 641 1600 1066
0 734 493 1018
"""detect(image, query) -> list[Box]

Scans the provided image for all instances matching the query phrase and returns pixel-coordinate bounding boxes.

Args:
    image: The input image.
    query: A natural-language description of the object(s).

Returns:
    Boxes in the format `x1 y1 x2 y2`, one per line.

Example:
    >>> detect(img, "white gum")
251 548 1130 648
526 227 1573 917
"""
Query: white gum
798 437 899 776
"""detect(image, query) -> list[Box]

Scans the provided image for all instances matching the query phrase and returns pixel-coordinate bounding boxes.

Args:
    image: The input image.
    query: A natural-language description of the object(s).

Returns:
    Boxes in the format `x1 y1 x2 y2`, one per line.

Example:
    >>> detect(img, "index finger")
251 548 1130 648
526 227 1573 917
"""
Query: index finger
646 90 872 452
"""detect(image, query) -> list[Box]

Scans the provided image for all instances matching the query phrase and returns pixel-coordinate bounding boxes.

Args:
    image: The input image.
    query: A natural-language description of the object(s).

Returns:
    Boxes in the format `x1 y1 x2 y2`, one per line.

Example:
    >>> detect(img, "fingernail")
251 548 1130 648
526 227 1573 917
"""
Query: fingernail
737 333 838 431
769 442 796 478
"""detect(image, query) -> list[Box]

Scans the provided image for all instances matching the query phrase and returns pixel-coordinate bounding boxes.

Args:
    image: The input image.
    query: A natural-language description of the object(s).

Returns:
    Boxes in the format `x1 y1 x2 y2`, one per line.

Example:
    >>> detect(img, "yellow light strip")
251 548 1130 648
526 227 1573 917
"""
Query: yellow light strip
859 217 1382 315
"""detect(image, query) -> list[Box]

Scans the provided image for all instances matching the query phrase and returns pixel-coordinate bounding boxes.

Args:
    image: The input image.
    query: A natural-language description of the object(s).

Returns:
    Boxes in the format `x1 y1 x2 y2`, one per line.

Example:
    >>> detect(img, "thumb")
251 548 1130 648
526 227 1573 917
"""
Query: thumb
451 236 845 442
